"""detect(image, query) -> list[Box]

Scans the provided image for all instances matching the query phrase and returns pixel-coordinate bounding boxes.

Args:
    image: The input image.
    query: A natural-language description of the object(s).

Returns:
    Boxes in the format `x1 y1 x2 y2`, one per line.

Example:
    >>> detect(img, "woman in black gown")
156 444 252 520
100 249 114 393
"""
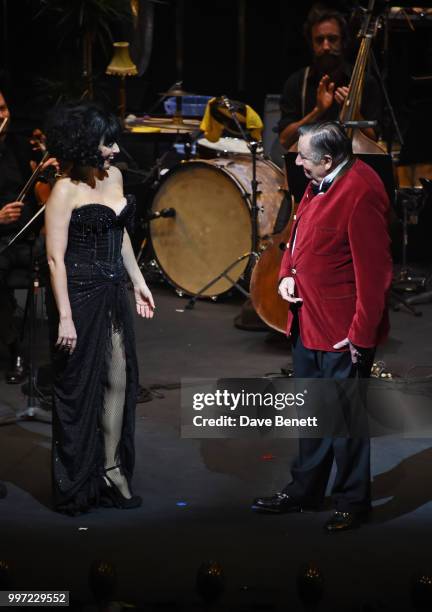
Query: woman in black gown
45 102 155 514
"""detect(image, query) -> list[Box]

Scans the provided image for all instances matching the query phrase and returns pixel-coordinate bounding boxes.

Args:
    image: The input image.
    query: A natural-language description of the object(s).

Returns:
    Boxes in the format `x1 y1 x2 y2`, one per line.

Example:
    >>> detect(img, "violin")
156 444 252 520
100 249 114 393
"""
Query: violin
30 128 56 205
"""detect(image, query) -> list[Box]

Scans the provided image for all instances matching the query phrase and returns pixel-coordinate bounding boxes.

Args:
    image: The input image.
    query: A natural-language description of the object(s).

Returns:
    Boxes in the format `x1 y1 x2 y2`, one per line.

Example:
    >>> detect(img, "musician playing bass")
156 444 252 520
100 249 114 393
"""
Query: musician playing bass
278 4 381 150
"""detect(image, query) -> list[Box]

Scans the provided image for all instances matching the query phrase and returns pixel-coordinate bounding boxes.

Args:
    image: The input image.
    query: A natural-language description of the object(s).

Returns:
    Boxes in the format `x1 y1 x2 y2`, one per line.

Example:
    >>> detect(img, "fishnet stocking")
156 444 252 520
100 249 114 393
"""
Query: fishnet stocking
101 328 131 499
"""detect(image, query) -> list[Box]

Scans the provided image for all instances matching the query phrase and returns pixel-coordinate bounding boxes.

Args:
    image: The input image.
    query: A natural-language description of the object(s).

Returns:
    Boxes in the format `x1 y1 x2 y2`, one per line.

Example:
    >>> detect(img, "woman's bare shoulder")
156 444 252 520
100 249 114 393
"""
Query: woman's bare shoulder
46 177 79 210
51 176 74 194
107 165 123 184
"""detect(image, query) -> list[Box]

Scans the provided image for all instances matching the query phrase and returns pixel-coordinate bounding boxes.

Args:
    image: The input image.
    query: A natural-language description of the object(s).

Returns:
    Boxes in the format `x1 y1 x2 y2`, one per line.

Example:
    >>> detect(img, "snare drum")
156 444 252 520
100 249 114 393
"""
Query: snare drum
197 137 263 158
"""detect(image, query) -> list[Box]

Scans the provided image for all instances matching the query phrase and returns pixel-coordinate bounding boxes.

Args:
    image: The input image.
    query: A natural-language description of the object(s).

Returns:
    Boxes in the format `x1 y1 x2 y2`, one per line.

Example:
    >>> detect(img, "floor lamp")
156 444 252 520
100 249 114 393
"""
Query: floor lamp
106 42 138 122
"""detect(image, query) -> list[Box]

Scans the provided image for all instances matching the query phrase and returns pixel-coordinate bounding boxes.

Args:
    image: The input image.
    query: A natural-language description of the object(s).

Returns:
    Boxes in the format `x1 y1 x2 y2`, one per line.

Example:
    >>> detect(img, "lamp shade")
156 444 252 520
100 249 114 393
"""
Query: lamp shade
106 42 138 77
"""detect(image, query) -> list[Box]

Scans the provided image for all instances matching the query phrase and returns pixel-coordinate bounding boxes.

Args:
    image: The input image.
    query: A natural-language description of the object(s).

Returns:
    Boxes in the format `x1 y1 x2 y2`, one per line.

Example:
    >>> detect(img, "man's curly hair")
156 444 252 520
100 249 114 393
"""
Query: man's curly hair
303 4 348 52
45 101 120 174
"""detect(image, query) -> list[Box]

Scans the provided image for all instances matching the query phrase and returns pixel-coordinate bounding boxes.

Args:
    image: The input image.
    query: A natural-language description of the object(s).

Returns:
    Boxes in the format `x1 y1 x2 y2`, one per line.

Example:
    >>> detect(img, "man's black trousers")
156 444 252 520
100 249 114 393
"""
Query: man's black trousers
282 320 375 514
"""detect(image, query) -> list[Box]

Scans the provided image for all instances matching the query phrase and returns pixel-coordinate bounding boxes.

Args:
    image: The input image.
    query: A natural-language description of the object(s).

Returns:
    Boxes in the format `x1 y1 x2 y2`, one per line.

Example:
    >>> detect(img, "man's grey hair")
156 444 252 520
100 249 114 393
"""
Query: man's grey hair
298 121 353 165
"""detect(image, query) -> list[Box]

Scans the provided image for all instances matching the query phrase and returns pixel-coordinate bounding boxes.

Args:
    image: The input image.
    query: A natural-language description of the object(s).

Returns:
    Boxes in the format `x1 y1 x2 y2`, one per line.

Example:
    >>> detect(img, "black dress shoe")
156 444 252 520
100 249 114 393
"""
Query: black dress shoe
6 355 27 385
252 492 303 514
324 511 368 533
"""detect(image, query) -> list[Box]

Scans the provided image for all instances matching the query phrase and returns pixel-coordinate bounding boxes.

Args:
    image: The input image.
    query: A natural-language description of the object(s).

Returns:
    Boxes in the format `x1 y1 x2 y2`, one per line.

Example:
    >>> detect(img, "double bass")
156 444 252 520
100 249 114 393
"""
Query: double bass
250 0 386 333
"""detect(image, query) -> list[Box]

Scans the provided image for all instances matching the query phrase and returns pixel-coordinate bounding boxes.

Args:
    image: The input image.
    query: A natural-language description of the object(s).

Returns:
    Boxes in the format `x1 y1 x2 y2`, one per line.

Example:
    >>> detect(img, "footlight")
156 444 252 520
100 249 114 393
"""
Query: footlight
0 560 12 589
297 561 324 606
411 572 432 610
196 561 224 603
89 560 117 604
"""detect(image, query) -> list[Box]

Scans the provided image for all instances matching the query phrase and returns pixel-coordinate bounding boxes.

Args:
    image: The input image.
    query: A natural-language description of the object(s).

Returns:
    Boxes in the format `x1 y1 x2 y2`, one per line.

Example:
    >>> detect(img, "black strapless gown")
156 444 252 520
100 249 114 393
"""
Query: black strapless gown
51 195 139 514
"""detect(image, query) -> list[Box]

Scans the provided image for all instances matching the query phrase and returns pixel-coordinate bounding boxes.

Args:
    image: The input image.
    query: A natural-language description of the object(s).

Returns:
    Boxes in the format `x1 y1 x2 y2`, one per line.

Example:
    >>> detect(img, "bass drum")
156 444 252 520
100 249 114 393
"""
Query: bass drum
150 157 285 297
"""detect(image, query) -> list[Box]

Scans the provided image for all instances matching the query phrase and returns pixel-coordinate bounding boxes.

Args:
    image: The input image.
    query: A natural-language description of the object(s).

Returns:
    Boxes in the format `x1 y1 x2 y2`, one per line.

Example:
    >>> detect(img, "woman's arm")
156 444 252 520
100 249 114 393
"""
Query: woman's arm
122 229 155 318
45 180 77 352
108 165 155 318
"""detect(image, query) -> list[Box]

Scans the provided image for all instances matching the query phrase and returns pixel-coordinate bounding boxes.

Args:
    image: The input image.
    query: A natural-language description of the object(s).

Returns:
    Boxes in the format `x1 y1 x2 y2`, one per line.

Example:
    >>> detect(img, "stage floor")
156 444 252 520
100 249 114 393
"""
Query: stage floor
0 285 432 611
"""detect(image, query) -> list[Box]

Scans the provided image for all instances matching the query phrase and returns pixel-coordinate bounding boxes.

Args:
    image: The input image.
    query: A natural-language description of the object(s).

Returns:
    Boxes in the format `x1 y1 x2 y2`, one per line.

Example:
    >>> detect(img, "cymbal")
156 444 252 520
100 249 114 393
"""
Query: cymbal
130 117 201 132
159 87 195 97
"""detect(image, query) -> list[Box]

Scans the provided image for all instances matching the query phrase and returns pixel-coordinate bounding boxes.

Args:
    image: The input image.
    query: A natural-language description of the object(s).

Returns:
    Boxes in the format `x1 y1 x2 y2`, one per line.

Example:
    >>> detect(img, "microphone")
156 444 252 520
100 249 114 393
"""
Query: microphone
220 95 234 112
115 162 149 178
342 120 377 129
219 95 244 114
147 208 176 221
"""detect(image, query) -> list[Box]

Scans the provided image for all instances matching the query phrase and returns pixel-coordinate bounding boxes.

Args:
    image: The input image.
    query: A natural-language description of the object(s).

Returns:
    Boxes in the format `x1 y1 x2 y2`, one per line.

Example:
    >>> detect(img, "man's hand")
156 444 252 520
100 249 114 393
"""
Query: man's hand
334 85 349 106
30 156 59 174
41 157 59 173
316 75 335 114
278 277 303 304
0 202 23 225
333 338 360 364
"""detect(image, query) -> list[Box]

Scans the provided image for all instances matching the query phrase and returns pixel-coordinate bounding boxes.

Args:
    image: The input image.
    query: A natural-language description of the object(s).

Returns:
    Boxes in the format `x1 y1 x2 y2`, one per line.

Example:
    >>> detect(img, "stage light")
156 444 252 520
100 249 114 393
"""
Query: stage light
0 560 12 589
88 560 117 603
411 572 432 609
196 561 224 603
296 561 324 606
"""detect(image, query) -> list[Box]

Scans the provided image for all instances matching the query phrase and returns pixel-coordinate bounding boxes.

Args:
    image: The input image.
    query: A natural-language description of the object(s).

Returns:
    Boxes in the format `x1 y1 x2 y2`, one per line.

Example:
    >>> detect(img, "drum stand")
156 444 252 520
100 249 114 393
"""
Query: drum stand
391 179 432 315
186 96 261 309
393 179 432 309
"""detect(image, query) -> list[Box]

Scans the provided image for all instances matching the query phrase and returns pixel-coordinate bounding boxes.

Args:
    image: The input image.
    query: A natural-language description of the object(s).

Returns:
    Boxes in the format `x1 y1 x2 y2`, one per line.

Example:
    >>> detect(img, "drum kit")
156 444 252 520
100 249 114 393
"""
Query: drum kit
136 87 287 301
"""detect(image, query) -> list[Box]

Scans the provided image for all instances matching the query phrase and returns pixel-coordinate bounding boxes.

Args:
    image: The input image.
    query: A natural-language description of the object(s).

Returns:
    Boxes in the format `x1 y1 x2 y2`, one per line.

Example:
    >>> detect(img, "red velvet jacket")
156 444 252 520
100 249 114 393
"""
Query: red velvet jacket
279 158 393 351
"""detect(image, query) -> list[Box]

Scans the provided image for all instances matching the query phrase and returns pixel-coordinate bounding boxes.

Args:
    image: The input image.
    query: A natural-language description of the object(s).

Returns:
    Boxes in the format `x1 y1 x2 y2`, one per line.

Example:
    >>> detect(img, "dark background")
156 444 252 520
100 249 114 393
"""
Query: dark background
1 0 432 129
1 0 432 261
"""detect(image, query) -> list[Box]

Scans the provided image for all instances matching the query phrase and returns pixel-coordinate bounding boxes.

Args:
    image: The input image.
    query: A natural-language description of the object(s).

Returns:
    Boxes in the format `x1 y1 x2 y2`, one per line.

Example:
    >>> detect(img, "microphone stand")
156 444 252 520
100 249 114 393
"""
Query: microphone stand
0 212 51 423
134 139 184 269
134 128 203 267
0 153 52 424
17 244 51 423
186 96 261 309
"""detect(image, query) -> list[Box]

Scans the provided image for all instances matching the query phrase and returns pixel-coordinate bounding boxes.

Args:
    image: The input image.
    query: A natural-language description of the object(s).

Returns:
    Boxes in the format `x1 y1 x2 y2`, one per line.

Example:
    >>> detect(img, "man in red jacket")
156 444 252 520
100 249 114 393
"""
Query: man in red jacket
252 121 392 532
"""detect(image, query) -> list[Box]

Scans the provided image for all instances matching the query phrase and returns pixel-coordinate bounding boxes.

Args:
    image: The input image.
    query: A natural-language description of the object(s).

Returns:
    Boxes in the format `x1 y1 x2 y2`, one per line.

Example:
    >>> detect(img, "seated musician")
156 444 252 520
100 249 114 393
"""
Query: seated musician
278 4 381 150
0 88 55 384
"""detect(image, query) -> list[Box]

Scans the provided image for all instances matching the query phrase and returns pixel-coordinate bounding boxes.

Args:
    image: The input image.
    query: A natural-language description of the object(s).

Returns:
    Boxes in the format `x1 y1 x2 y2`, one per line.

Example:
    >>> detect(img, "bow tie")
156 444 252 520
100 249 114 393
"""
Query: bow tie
311 180 331 196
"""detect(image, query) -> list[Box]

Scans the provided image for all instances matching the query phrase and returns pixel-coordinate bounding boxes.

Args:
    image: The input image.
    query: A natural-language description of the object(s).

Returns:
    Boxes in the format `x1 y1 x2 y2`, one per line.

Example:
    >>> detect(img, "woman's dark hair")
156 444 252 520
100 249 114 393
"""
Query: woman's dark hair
45 101 120 181
298 121 353 165
303 3 348 51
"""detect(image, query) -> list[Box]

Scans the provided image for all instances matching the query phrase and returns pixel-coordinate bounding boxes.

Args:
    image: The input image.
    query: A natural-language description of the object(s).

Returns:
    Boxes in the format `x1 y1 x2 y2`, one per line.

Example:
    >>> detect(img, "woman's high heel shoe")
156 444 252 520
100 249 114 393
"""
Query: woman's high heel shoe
100 465 142 509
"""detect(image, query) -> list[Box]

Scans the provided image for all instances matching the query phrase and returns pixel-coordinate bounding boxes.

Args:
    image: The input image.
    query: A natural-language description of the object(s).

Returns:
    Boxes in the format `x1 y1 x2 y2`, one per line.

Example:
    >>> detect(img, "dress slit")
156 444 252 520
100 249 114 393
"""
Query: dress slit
50 197 139 515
